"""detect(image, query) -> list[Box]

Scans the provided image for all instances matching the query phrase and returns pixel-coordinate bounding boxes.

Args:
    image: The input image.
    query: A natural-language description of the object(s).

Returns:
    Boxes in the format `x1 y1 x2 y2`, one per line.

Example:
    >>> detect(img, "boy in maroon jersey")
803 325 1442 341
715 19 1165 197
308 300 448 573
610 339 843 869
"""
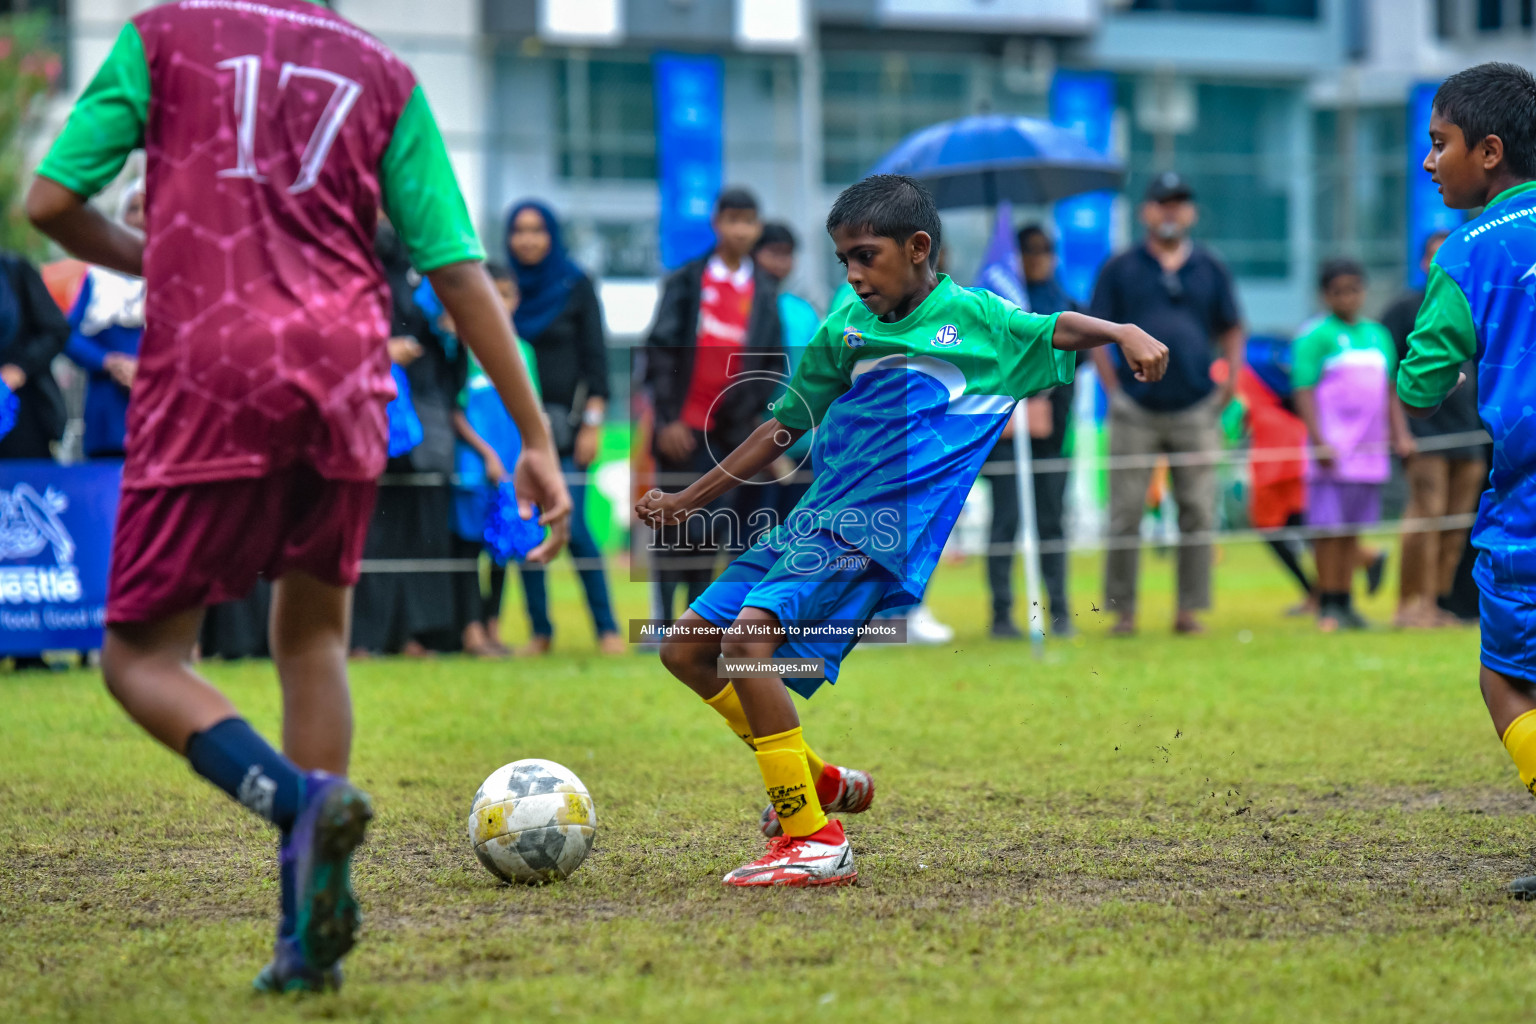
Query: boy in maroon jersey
25 0 570 993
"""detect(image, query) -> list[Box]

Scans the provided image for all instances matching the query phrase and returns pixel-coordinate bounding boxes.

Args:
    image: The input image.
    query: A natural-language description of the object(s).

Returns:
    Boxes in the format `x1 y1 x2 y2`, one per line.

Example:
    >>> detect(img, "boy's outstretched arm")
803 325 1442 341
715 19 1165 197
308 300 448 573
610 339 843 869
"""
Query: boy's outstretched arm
428 260 572 562
1051 312 1170 383
636 417 806 527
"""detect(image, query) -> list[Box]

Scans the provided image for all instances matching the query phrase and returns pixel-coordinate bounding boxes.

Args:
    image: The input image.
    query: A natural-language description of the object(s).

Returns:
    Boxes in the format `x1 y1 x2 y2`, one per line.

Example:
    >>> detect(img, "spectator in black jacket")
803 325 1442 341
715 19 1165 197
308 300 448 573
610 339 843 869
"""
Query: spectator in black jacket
642 187 782 622
505 200 623 655
0 250 69 461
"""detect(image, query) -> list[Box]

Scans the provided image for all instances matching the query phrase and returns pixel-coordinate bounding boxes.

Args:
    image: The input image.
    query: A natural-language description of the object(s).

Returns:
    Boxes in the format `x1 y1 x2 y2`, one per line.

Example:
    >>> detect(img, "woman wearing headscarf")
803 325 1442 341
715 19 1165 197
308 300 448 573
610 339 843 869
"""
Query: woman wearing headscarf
66 180 146 459
505 201 622 655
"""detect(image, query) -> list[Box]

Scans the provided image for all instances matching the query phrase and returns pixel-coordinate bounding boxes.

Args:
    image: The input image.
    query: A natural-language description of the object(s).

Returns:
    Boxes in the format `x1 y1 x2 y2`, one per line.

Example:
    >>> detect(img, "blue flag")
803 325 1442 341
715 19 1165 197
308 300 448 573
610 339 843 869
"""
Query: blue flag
0 381 18 441
385 363 423 458
974 202 1028 311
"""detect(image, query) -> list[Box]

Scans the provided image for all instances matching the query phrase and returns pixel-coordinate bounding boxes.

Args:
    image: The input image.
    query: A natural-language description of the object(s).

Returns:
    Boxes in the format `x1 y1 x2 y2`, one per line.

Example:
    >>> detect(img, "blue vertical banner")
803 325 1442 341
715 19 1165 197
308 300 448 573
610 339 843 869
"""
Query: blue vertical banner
1050 70 1116 306
654 54 724 270
1407 81 1462 288
0 461 120 653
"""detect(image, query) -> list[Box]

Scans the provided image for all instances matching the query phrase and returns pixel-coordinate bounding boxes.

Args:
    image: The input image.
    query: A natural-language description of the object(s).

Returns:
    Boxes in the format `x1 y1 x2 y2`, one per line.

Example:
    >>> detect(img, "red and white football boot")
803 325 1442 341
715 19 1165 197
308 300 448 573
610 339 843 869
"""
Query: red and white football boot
760 764 875 838
722 819 857 888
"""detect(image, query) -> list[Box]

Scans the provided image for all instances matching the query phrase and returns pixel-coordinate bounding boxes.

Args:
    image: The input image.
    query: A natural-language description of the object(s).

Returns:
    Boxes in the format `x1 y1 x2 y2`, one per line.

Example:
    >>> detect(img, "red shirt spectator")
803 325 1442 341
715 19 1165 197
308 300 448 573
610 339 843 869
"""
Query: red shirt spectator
681 255 755 432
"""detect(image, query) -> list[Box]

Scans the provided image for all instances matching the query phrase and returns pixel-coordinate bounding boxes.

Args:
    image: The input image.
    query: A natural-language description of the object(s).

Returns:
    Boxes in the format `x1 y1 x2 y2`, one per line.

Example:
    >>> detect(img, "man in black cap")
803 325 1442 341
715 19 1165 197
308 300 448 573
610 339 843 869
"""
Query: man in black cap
1088 172 1245 636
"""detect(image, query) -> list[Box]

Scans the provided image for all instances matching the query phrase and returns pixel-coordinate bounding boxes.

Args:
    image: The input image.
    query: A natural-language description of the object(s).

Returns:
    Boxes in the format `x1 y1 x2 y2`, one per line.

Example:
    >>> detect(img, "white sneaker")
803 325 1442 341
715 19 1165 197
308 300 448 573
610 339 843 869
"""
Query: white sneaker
906 604 954 644
722 820 857 888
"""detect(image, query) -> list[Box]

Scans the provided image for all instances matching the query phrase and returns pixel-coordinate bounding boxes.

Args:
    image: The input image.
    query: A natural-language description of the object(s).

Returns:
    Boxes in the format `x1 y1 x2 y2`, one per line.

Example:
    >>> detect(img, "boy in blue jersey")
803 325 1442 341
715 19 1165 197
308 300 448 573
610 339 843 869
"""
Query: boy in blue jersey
636 175 1168 887
1398 63 1536 895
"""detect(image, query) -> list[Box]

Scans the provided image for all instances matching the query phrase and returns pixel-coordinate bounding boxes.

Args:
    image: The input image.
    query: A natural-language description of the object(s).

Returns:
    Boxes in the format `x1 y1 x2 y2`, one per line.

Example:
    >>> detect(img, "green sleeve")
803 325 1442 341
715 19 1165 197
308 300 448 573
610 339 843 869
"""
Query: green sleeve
1003 308 1070 398
1398 263 1477 409
518 338 541 399
380 86 485 273
1289 321 1329 390
36 24 149 198
769 322 848 430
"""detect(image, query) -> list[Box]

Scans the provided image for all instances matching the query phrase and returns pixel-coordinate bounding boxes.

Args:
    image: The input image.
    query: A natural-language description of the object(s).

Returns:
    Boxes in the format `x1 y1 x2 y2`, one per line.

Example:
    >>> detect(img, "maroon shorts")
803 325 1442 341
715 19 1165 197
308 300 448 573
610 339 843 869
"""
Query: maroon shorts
107 468 378 624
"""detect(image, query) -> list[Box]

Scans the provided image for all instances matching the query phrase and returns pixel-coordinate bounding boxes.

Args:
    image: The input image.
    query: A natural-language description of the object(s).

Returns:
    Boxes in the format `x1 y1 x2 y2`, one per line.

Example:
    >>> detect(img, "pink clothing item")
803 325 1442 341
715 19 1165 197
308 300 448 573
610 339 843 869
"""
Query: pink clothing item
1304 479 1382 529
1308 352 1392 484
126 0 418 489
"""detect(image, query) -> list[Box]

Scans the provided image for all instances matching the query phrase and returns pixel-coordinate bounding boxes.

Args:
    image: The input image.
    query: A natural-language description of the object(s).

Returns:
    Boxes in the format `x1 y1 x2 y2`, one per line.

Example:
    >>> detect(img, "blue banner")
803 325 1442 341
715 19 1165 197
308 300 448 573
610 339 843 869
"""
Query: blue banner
1407 81 1463 289
654 54 723 270
1050 70 1116 306
0 461 119 653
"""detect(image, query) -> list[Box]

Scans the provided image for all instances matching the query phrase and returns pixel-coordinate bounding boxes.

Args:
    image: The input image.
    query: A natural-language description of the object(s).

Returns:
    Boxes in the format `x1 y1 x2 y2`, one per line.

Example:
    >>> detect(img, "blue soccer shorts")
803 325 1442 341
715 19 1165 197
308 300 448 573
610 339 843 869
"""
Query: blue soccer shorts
1478 551 1536 683
689 530 899 698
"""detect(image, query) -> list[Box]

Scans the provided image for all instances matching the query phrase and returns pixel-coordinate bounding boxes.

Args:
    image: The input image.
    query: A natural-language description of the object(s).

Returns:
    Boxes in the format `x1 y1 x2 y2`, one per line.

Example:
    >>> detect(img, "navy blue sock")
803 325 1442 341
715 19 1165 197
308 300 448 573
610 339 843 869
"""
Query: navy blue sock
184 718 303 831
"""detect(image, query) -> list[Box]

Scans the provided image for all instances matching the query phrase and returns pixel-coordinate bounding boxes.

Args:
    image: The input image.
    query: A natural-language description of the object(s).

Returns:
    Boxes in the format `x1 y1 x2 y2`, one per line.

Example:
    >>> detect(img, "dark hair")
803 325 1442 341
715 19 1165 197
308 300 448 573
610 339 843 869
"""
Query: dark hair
825 174 942 265
1434 63 1536 178
485 262 513 284
715 187 759 216
755 221 796 252
1422 229 1452 258
1319 256 1366 290
1017 224 1053 252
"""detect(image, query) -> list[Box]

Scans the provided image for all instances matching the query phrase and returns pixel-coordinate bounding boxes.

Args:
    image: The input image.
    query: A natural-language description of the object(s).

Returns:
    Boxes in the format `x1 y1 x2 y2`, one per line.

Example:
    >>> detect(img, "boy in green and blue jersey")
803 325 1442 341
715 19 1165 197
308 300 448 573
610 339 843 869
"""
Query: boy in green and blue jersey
635 174 1169 887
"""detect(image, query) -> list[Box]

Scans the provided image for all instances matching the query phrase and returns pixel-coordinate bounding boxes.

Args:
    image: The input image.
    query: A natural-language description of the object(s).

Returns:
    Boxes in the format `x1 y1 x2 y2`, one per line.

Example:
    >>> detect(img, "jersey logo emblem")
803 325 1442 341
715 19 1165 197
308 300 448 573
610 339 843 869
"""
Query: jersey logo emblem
843 327 865 349
932 324 960 347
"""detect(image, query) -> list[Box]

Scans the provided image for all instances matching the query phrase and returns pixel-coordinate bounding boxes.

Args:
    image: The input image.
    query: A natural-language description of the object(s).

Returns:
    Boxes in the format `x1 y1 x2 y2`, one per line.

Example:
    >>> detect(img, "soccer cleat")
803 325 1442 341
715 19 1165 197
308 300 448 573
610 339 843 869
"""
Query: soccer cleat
252 936 344 994
1509 875 1536 900
284 772 373 979
760 763 875 838
723 819 856 888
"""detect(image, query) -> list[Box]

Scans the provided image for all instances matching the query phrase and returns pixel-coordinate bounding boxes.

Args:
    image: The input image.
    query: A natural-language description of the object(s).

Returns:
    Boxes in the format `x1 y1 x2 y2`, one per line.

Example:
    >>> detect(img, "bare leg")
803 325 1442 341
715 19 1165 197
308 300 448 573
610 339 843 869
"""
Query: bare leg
1438 457 1486 604
659 609 728 700
722 607 799 738
270 572 353 776
1482 664 1536 739
102 607 231 753
1314 536 1351 630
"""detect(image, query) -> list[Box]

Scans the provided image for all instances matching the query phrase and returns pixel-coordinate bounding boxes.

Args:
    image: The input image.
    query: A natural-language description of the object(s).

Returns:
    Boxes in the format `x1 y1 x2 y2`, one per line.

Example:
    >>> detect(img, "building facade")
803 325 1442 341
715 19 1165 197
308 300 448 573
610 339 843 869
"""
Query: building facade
53 0 1536 332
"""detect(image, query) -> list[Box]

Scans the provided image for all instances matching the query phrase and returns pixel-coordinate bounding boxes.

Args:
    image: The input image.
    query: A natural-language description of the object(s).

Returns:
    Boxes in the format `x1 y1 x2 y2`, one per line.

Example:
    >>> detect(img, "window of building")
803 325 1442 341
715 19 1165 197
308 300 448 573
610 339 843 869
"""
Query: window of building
1122 80 1297 279
554 54 657 182
820 51 1048 185
1313 105 1408 288
1459 0 1535 31
1127 0 1319 16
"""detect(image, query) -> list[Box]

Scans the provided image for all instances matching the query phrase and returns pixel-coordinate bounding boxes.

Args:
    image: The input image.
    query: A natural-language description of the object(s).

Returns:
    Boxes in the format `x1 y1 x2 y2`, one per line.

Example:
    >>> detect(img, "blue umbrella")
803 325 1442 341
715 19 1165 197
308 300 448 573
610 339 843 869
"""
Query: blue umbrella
868 113 1124 209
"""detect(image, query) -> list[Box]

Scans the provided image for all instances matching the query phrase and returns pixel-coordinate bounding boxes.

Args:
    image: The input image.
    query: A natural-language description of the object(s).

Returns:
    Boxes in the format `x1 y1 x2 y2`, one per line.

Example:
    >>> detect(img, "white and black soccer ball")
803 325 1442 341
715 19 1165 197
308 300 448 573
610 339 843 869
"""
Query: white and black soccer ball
467 758 596 884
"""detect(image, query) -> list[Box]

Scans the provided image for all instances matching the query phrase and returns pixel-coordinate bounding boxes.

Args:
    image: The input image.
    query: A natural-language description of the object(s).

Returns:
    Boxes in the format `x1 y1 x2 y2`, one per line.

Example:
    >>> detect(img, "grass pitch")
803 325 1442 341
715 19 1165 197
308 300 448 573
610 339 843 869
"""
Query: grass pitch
2 542 1534 1023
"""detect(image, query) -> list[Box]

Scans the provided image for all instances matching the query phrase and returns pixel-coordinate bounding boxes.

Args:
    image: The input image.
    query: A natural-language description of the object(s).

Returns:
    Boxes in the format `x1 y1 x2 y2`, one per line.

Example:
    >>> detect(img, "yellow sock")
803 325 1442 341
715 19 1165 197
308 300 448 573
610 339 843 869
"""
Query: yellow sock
754 727 828 838
1503 709 1536 795
703 683 828 777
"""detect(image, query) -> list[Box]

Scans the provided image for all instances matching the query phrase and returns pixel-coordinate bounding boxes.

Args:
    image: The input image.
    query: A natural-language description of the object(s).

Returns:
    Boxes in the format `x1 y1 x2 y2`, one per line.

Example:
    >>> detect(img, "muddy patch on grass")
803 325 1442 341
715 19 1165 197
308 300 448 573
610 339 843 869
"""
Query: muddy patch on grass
7 782 1533 943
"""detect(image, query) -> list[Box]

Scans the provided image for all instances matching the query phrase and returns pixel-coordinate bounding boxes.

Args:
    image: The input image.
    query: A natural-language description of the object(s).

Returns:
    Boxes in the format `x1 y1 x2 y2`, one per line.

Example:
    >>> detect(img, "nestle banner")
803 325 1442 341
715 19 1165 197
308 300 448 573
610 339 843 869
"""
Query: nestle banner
0 461 120 653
